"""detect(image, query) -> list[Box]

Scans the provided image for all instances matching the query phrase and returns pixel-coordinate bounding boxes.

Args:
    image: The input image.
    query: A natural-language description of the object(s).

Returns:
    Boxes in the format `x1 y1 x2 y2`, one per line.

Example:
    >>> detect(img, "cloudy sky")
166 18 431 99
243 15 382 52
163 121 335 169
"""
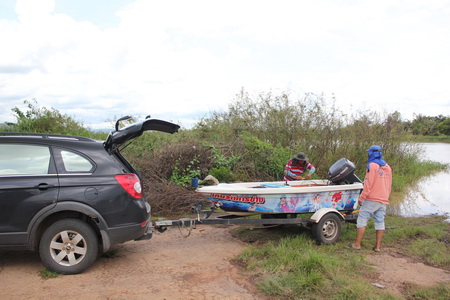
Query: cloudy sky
1 0 449 129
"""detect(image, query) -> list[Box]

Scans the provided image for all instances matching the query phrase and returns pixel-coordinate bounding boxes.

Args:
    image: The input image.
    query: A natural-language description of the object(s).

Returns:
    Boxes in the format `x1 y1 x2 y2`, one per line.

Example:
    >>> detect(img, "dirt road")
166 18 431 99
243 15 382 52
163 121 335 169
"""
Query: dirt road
0 225 448 299
0 225 265 300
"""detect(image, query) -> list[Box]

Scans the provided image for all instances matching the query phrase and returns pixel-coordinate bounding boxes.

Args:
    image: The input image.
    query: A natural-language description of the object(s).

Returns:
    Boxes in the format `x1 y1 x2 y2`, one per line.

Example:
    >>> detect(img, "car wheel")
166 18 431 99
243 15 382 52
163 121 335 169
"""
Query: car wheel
311 213 342 244
39 219 99 274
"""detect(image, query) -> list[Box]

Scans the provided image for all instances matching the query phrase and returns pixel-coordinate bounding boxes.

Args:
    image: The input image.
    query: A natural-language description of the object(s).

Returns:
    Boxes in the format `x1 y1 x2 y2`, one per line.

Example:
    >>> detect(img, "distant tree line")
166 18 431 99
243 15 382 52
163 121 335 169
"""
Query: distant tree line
403 114 450 136
0 99 106 139
2 98 448 137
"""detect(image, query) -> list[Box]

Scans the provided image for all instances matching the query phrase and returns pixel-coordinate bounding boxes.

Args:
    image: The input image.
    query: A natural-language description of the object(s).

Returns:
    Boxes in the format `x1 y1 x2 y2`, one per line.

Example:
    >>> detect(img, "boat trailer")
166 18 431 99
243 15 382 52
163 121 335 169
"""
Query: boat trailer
152 203 358 244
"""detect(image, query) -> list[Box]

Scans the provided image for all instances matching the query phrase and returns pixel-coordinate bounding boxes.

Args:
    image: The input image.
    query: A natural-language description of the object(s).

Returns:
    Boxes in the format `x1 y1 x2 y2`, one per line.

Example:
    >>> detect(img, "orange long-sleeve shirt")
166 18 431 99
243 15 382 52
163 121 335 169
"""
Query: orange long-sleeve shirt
360 163 392 205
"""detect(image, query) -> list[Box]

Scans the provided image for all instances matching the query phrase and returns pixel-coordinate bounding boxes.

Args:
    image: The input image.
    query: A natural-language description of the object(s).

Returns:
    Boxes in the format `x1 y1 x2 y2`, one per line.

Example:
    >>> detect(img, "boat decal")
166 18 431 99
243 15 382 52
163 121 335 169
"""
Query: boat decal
210 193 265 204
207 189 361 213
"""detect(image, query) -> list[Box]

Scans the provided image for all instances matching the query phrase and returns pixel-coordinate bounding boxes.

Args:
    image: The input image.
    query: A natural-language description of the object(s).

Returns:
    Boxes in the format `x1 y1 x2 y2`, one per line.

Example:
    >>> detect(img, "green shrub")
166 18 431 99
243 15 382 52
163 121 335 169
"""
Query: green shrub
209 166 235 182
10 99 95 137
238 133 291 181
194 90 413 181
170 157 202 186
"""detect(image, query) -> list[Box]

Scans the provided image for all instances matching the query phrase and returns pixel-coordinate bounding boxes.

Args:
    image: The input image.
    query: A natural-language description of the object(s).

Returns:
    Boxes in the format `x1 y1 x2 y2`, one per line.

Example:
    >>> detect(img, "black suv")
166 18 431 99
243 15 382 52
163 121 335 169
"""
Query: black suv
0 117 179 274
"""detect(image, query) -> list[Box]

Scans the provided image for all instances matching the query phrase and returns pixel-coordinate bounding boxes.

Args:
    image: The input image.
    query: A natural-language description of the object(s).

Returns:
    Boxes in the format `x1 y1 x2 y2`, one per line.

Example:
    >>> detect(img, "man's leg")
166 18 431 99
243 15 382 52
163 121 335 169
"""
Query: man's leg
352 227 366 249
373 204 387 251
352 201 373 249
374 230 384 251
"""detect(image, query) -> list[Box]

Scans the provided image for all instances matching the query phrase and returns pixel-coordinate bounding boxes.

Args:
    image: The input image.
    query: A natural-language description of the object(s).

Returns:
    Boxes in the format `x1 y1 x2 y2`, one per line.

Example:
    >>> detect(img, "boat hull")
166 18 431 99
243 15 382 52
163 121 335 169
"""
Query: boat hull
196 180 363 214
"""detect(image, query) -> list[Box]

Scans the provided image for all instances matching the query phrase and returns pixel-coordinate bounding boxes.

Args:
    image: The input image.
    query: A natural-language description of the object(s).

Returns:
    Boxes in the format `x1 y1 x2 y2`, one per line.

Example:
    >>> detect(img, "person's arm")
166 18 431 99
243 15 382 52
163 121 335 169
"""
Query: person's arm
359 164 376 204
284 161 298 180
304 164 316 179
285 170 297 178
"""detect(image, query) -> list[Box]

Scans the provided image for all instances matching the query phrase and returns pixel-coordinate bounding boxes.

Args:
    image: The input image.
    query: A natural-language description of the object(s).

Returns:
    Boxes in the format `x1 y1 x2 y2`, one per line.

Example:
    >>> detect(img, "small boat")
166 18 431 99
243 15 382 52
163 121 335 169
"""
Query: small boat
196 158 363 215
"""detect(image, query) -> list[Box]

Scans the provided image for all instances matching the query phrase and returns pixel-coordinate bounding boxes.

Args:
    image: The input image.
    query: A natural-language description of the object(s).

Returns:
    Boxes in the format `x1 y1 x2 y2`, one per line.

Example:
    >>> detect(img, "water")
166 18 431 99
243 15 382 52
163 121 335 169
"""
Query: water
389 143 450 220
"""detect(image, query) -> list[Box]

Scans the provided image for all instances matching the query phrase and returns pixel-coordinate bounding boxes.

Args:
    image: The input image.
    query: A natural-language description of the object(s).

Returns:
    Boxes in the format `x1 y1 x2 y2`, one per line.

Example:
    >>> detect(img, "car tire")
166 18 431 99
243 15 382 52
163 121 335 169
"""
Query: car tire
39 219 99 274
311 213 342 244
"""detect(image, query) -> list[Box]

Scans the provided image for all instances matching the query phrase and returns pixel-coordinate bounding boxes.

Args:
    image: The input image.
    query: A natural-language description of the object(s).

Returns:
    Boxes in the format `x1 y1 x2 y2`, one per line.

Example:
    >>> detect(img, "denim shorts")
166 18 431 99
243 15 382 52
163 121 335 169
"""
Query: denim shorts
356 200 387 230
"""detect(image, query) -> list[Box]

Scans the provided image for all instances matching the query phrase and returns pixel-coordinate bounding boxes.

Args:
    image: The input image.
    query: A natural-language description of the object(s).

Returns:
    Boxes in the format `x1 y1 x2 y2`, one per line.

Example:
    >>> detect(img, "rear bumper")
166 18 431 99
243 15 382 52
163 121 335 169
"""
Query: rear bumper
134 227 153 241
101 220 152 251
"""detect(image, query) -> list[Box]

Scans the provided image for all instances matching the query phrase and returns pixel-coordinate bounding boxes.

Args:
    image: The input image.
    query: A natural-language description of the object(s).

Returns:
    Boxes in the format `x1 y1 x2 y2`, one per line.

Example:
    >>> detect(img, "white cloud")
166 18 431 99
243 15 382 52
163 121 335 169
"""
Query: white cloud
15 0 55 20
1 0 449 129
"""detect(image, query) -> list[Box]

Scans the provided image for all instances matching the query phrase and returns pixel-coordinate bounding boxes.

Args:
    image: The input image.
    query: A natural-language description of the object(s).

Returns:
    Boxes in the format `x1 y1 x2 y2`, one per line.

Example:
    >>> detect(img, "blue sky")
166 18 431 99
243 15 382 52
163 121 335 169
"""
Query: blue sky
1 0 449 129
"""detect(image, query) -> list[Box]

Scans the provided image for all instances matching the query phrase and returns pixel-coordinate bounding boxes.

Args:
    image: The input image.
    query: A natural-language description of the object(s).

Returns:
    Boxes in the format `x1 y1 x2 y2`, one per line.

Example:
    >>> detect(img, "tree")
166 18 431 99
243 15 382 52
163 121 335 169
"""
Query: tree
404 114 447 136
438 118 450 135
11 99 91 135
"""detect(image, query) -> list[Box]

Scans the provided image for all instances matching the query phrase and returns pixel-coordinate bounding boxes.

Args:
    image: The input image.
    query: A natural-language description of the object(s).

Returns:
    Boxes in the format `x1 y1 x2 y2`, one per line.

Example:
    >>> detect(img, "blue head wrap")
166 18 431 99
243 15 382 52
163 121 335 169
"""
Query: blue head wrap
366 145 386 171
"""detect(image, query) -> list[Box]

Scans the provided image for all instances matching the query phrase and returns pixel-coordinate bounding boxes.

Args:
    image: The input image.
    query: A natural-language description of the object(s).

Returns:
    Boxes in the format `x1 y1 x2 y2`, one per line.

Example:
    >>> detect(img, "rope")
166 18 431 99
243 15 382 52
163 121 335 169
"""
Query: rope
177 218 196 238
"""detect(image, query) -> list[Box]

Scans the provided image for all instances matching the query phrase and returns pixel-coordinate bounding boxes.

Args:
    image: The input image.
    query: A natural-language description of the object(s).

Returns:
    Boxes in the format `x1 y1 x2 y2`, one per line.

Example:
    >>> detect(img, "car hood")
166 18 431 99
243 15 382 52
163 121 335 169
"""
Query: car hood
104 118 180 152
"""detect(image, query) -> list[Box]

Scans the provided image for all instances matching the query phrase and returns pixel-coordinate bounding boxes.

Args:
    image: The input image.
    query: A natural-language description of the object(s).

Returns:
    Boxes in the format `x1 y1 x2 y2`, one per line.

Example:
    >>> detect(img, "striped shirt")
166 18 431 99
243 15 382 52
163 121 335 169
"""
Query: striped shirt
283 159 315 181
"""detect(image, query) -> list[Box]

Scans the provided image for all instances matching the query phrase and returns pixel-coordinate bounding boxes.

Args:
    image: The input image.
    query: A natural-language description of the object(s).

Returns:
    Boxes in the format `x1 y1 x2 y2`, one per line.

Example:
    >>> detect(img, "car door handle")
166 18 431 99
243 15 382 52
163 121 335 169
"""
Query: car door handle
34 183 55 190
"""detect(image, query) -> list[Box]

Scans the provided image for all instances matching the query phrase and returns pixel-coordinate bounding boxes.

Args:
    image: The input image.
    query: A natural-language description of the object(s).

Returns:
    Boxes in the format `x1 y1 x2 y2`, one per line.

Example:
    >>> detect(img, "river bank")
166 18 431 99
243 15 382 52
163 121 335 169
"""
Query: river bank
232 213 450 299
390 142 450 221
409 135 450 143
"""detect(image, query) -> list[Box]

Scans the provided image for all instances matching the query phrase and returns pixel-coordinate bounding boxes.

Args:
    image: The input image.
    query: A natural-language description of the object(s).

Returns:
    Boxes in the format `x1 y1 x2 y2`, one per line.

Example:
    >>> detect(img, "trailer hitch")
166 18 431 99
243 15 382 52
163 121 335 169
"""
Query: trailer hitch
192 202 216 220
155 226 168 233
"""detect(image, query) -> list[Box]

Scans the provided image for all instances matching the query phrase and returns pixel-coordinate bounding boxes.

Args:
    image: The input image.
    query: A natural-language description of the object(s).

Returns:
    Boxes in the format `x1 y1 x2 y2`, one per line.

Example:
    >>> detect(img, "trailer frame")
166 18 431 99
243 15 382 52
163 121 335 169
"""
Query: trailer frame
152 203 358 244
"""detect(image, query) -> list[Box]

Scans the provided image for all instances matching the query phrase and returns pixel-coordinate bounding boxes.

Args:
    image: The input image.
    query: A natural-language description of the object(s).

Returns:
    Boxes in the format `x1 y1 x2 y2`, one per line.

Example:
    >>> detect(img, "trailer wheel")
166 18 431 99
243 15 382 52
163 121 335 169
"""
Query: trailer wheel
311 213 342 244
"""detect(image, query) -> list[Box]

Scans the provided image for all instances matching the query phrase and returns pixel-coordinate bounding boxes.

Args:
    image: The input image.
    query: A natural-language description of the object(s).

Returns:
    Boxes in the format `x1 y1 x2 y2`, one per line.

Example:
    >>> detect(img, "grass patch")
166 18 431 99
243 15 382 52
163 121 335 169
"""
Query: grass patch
409 135 450 143
382 214 450 267
402 282 450 300
391 159 448 193
408 239 449 267
232 214 450 299
39 267 62 279
230 224 309 245
234 225 391 299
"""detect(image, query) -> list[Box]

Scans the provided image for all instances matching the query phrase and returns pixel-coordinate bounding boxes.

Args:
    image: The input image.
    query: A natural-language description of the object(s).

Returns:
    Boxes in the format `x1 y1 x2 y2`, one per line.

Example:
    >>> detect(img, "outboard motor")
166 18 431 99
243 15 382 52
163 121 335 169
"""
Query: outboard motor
328 158 362 185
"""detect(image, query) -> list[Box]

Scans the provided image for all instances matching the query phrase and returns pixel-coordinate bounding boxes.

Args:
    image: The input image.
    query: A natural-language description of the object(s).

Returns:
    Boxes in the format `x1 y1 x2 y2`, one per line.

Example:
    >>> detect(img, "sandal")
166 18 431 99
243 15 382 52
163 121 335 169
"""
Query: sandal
372 247 381 252
347 244 361 250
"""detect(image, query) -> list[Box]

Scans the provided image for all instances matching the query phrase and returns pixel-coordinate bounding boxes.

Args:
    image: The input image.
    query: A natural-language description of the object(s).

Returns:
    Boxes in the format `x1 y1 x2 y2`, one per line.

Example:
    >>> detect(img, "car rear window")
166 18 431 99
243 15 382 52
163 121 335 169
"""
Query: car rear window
0 144 51 175
61 150 94 172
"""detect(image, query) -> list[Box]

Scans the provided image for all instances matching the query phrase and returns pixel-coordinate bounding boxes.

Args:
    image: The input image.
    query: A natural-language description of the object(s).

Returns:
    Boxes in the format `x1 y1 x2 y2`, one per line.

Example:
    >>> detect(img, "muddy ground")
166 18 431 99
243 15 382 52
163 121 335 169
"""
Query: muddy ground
0 225 449 299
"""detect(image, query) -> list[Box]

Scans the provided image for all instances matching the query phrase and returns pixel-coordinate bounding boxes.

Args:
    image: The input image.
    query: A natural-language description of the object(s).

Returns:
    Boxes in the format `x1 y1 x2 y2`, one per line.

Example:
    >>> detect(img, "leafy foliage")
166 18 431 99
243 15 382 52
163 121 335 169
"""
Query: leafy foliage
8 99 105 139
11 100 85 133
170 157 202 186
238 133 291 181
404 114 448 136
438 118 450 135
193 90 413 183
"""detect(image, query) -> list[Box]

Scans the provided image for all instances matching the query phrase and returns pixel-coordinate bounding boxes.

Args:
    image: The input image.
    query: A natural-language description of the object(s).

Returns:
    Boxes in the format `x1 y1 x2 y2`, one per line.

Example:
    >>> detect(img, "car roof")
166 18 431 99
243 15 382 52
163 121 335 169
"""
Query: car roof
0 132 97 142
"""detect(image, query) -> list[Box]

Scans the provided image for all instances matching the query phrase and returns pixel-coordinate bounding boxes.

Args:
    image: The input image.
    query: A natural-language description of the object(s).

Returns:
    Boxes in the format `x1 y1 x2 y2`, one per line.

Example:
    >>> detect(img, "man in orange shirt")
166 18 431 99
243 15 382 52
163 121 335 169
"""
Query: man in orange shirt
348 145 392 252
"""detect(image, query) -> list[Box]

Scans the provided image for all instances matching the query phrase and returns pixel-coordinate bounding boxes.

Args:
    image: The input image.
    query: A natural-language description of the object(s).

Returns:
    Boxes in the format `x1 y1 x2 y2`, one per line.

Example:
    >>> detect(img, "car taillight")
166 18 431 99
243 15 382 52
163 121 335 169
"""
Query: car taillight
115 174 142 199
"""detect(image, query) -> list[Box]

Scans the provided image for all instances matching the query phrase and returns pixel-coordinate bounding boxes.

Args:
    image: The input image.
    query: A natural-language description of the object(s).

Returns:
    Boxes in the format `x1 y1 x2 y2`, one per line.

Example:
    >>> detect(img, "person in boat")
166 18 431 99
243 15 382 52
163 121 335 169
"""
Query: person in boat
348 145 392 252
283 152 316 181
